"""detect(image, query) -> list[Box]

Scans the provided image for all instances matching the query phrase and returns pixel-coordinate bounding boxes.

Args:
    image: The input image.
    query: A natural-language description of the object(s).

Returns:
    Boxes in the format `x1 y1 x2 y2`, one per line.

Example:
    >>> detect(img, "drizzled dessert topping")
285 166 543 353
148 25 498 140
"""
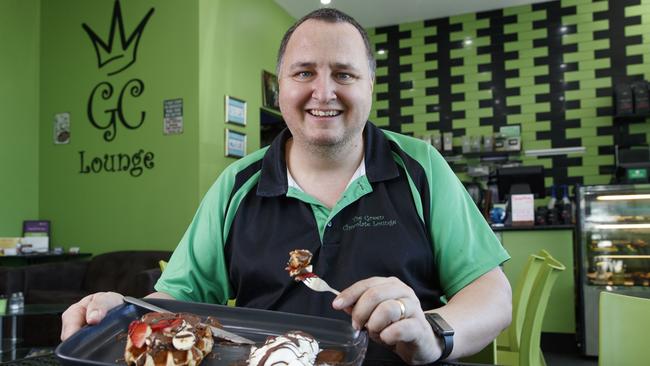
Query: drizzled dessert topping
285 249 314 281
248 331 319 366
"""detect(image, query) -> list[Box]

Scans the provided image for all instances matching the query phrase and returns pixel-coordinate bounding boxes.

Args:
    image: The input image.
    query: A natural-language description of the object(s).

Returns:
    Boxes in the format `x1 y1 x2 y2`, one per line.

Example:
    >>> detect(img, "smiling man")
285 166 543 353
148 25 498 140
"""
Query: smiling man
62 8 511 365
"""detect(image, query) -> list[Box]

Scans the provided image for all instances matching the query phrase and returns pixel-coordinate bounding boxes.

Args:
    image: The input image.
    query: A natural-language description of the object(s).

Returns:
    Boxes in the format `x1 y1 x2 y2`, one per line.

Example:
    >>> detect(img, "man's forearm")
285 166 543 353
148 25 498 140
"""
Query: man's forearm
429 267 512 360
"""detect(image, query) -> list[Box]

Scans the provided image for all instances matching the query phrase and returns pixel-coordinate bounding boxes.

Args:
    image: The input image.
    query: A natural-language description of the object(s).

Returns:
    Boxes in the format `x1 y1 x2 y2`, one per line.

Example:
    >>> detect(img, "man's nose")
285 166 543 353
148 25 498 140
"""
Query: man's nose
311 75 337 102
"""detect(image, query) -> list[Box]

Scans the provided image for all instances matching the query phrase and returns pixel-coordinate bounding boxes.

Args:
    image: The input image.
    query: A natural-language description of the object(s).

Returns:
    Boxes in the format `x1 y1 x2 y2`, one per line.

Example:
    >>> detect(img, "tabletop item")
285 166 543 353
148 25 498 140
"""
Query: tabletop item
56 298 368 366
122 296 254 345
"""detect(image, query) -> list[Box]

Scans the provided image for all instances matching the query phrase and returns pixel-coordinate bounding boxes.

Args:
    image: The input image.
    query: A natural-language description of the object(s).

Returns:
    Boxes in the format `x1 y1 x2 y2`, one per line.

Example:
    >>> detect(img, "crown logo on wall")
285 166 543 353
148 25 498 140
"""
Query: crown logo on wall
82 0 155 76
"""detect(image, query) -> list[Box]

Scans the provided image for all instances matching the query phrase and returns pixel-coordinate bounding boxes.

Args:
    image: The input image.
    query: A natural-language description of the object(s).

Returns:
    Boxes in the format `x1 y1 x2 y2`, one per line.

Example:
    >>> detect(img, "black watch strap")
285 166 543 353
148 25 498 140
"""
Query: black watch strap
425 312 454 361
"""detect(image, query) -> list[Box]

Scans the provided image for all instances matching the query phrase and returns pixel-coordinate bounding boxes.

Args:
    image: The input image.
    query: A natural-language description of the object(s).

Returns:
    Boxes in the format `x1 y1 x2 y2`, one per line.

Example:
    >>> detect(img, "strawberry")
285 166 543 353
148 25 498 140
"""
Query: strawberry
129 321 150 348
150 317 183 332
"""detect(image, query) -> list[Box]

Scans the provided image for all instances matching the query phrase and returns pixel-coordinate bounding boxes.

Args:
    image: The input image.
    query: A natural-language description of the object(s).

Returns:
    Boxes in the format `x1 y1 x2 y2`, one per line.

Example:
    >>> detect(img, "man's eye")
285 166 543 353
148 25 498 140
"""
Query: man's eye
295 71 312 79
336 73 353 81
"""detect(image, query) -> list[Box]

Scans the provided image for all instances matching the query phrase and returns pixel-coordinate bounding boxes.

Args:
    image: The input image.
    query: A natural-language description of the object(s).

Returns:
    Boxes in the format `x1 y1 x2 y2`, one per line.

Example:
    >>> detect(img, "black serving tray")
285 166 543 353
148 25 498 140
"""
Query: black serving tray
55 298 368 366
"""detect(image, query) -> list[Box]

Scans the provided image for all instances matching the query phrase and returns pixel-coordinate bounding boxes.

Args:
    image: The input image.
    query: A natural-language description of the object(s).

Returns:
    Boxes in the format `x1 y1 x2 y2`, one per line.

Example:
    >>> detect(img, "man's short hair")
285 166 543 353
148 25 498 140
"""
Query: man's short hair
276 8 376 78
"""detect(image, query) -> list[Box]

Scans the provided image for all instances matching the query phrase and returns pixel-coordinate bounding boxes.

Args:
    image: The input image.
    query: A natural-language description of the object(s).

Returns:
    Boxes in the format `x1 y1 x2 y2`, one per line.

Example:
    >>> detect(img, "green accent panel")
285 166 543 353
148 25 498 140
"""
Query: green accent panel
452 83 480 93
518 84 551 96
581 116 614 127
582 136 614 146
627 44 650 55
399 21 426 32
412 78 439 88
400 71 428 82
451 118 480 129
399 54 424 65
411 44 438 55
578 58 611 70
576 20 609 33
578 39 610 52
562 31 598 44
517 47 548 60
450 12 476 25
565 69 596 81
506 76 536 87
374 83 388 93
507 95 537 106
402 88 429 99
580 78 611 89
503 4 532 15
464 90 493 101
373 117 390 127
566 108 598 119
505 40 534 52
500 230 576 333
369 34 387 43
562 13 597 25
0 0 39 236
412 61 438 72
630 121 650 134
450 47 478 59
566 89 596 100
400 37 425 48
562 0 594 7
521 120 550 132
521 103 551 114
580 97 611 108
413 113 439 123
517 9 549 23
566 127 595 138
506 58 535 70
628 64 650 77
518 66 548 77
568 166 600 177
463 72 491 83
374 100 389 109
401 105 426 116
582 155 615 166
524 140 552 150
625 3 650 16
452 101 479 111
451 65 479 76
505 22 533 35
463 108 494 119
462 54 491 66
518 28 548 42
413 95 439 105
409 27 437 38
575 1 608 13
564 50 598 62
583 175 610 185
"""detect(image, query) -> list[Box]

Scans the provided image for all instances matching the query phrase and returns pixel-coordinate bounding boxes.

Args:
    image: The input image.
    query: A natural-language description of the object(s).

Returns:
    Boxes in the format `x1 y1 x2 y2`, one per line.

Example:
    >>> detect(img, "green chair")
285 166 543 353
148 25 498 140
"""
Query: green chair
498 253 565 366
599 292 650 366
462 250 549 365
498 250 549 352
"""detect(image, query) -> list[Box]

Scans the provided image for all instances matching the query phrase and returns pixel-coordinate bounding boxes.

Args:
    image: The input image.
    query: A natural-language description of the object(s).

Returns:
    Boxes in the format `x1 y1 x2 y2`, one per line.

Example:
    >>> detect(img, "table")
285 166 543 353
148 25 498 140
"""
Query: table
0 304 68 362
0 253 91 267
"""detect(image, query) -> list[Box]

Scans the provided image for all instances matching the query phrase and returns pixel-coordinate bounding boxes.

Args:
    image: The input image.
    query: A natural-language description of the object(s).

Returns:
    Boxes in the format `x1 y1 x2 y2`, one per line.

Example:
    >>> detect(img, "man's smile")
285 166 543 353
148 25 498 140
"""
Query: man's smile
307 109 342 117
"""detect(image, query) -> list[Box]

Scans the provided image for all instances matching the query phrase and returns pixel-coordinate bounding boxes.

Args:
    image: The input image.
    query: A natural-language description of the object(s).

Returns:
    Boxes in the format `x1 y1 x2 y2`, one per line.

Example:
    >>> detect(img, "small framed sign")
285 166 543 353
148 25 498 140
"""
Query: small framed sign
225 129 247 158
225 96 247 126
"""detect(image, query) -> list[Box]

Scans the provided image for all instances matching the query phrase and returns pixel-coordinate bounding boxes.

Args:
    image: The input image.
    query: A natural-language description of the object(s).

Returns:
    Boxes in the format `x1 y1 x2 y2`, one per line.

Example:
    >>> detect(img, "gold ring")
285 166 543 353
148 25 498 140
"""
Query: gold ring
396 299 406 321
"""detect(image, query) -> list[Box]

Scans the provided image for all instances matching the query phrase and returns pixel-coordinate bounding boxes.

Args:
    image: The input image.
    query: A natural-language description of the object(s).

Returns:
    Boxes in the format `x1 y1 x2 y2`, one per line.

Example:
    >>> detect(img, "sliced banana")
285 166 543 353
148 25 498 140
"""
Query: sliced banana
172 330 196 351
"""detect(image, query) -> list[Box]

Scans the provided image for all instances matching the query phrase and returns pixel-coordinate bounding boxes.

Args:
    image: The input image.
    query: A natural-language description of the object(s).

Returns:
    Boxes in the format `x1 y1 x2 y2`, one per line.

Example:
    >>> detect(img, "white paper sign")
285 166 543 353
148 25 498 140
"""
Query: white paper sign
511 194 535 224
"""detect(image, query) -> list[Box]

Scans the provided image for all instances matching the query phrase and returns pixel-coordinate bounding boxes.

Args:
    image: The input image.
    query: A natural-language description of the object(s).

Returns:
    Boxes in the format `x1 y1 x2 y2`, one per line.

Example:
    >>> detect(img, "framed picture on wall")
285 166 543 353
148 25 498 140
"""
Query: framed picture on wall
262 70 280 110
225 96 247 126
225 129 247 158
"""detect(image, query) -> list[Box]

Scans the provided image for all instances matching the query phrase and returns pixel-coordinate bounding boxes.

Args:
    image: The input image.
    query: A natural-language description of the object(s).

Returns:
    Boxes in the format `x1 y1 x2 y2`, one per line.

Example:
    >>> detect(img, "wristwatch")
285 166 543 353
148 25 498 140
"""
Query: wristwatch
425 312 454 361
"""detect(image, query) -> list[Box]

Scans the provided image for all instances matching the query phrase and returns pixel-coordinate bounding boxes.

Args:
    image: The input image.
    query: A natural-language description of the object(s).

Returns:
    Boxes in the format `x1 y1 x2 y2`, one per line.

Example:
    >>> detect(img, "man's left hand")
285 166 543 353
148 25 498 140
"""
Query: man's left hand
332 277 440 364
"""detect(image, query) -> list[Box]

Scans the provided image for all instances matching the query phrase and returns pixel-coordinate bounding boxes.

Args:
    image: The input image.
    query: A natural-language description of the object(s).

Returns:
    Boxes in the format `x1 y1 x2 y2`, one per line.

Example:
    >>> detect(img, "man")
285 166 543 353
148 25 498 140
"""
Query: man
61 8 511 364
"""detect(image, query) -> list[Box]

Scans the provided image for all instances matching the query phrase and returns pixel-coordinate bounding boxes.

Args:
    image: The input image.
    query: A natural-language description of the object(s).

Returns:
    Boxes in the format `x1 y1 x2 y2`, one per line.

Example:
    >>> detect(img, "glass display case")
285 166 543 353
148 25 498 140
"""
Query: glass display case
576 184 650 356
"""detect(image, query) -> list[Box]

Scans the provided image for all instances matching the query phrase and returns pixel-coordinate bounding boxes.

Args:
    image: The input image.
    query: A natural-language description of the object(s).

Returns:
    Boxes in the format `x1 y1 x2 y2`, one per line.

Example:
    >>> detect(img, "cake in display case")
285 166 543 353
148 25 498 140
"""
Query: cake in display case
576 184 650 356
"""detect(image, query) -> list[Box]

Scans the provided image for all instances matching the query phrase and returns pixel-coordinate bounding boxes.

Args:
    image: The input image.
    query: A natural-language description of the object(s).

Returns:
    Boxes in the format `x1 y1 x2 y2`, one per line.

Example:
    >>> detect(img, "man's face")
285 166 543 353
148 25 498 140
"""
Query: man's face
278 19 374 149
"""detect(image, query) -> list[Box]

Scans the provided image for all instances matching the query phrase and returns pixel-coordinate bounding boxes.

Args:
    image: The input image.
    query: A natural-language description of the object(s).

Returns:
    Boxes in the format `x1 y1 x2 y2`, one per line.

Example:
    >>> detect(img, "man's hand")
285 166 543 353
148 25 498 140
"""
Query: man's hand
332 277 440 364
60 291 124 341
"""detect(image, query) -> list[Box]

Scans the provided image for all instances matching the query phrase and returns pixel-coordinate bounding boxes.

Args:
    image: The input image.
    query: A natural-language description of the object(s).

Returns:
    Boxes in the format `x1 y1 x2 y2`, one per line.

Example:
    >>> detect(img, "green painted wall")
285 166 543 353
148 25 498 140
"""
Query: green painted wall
0 0 40 236
37 0 292 254
198 0 294 195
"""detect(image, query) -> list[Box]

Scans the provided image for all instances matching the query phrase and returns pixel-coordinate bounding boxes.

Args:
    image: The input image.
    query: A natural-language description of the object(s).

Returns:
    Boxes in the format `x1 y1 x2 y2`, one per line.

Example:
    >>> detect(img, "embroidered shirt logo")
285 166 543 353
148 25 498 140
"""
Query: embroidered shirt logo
343 215 397 231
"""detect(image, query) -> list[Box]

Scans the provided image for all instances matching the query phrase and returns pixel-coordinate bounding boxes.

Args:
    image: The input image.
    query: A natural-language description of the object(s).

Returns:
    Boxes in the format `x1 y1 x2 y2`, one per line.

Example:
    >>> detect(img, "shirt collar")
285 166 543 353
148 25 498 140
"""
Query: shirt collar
257 121 400 197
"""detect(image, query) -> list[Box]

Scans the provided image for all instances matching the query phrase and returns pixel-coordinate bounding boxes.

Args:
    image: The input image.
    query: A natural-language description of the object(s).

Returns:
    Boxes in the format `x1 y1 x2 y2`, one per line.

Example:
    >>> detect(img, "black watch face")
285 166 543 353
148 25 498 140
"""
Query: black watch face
426 313 454 336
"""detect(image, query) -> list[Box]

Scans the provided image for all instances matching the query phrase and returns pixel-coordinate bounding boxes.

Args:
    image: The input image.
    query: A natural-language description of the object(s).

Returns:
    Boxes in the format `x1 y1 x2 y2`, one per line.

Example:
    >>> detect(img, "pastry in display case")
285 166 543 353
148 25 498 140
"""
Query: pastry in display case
576 184 650 356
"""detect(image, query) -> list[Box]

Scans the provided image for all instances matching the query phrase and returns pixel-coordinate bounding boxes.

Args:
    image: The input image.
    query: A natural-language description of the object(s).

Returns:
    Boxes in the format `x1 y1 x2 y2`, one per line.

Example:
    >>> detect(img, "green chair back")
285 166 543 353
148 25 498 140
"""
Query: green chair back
519 254 565 366
599 292 650 366
506 250 549 351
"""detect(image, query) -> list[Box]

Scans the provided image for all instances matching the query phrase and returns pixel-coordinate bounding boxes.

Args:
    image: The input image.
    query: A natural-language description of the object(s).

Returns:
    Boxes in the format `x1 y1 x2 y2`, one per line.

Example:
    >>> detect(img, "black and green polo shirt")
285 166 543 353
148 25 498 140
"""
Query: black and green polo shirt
156 122 509 320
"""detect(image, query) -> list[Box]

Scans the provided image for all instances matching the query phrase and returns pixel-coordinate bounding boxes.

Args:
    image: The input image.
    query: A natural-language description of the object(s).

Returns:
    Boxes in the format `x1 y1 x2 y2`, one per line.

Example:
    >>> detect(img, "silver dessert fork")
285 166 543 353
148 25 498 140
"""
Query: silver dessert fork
302 276 340 295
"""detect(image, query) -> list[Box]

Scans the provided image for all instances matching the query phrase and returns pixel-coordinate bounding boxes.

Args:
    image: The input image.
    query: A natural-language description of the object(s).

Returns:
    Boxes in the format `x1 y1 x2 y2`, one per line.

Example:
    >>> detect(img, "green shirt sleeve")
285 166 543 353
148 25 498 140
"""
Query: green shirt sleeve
426 145 510 297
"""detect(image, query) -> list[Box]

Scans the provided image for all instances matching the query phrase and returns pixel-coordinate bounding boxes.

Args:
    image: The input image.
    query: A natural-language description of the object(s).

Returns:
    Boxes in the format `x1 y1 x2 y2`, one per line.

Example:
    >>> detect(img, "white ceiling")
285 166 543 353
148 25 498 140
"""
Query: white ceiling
273 0 555 28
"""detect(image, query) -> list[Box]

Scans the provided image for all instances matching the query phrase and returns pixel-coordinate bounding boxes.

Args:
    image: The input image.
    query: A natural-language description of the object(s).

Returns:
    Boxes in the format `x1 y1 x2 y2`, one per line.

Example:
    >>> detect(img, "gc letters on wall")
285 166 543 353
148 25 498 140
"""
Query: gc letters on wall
79 0 156 177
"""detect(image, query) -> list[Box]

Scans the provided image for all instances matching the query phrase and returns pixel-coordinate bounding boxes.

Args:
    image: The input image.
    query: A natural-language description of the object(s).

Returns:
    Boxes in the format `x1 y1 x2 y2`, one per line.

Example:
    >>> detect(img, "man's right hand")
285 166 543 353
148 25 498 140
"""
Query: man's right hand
60 291 124 341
